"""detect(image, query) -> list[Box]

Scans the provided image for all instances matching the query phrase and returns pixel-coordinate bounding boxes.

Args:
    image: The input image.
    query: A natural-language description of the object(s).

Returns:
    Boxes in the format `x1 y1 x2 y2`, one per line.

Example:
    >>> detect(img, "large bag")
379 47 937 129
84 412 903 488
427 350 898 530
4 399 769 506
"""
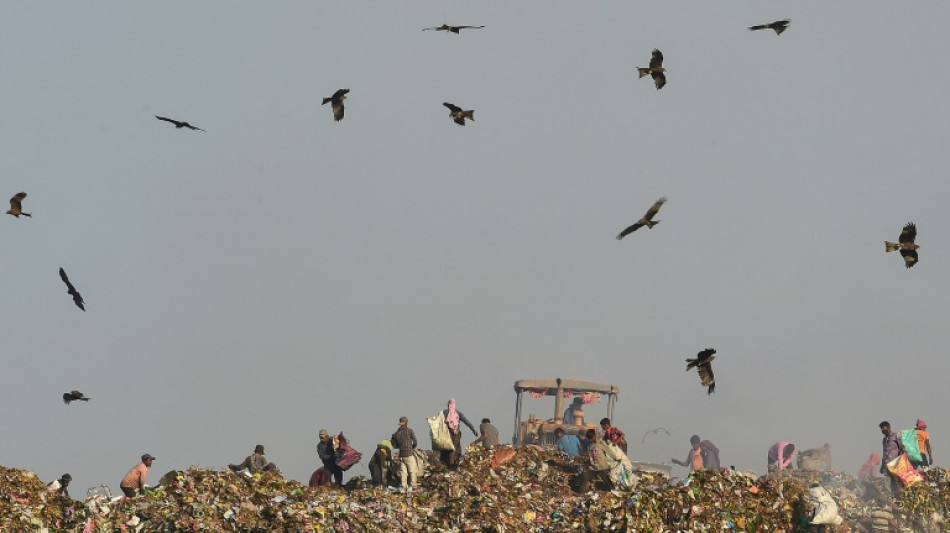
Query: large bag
428 411 454 451
334 432 362 471
887 453 923 486
808 485 843 525
901 430 923 463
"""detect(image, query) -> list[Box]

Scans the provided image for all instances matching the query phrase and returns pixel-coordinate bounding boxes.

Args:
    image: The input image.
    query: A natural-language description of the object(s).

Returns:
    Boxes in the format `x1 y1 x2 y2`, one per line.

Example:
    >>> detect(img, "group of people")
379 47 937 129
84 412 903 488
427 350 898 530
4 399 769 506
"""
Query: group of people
879 419 934 497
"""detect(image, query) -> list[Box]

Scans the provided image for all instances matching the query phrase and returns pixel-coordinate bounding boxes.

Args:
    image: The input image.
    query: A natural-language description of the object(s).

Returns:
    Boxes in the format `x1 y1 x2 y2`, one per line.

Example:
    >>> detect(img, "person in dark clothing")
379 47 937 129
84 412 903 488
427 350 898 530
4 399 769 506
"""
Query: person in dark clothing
391 416 419 491
317 429 343 486
47 473 71 498
880 421 905 497
229 444 280 475
441 398 478 469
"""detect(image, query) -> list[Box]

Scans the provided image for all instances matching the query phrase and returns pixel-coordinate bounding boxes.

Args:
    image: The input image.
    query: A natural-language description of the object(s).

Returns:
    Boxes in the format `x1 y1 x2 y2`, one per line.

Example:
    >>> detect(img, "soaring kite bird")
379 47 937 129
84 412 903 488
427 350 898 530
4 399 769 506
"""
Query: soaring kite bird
641 427 671 444
686 348 717 395
885 222 920 268
637 49 666 90
59 267 85 311
6 192 31 218
63 390 90 405
748 19 791 35
322 89 349 122
155 116 205 131
423 24 485 34
616 197 667 239
443 102 475 126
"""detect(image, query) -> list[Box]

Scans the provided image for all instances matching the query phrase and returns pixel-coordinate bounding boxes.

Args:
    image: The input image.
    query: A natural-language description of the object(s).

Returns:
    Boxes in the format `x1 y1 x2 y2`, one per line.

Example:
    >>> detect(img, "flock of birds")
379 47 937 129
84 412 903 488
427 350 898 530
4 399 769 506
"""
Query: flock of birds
16 16 922 407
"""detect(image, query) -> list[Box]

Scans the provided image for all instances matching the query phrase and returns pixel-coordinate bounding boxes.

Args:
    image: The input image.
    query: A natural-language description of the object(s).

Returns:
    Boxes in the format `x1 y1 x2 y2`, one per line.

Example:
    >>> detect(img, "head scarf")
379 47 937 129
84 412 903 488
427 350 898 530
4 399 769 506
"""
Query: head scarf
917 419 927 430
446 398 460 433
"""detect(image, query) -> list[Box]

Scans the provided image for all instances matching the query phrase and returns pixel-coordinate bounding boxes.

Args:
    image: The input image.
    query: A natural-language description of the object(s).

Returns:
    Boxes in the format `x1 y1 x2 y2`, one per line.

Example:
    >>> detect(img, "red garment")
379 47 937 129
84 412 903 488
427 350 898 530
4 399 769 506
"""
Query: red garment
859 453 881 478
604 426 626 447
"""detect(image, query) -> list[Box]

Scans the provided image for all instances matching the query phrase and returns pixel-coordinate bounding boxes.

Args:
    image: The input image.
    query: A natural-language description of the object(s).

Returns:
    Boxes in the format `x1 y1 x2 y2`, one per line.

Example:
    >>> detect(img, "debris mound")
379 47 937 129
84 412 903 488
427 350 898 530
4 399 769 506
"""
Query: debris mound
2 448 949 531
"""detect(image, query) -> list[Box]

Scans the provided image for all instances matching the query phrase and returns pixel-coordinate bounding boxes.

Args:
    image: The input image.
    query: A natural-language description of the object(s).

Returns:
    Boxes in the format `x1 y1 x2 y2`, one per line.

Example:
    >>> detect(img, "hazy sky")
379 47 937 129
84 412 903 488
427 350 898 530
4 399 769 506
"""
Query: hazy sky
3 2 949 493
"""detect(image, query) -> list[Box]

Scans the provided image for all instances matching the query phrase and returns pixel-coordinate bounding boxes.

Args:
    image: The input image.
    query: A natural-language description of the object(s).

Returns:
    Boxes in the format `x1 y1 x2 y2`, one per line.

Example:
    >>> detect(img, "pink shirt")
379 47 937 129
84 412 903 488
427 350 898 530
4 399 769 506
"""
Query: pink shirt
120 462 148 489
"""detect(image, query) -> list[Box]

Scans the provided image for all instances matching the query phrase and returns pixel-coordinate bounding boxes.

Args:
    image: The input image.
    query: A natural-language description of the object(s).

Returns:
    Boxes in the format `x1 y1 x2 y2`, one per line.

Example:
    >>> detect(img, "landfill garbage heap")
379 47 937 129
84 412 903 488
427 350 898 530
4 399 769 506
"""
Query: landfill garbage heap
2 448 948 532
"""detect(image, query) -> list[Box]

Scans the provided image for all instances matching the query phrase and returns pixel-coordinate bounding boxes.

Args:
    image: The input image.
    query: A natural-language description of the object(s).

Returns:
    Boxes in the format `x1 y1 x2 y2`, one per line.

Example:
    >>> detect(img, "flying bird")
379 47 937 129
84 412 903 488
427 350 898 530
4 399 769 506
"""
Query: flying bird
155 116 205 131
686 348 716 395
748 19 791 35
63 390 90 405
885 222 920 268
616 197 667 239
443 102 475 126
423 24 485 34
6 192 31 218
322 89 349 122
637 49 666 90
59 267 85 311
641 427 671 444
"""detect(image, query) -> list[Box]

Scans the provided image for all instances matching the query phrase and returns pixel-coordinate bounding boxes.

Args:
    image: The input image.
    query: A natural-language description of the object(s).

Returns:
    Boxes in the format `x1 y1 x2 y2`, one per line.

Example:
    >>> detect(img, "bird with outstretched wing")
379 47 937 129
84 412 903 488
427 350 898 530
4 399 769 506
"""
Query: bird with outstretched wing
155 116 205 131
641 427 671 444
322 89 349 122
885 222 919 268
616 197 667 239
637 49 666 90
63 390 90 404
443 102 475 126
686 348 716 395
423 24 485 34
6 192 31 218
748 19 791 35
59 267 85 311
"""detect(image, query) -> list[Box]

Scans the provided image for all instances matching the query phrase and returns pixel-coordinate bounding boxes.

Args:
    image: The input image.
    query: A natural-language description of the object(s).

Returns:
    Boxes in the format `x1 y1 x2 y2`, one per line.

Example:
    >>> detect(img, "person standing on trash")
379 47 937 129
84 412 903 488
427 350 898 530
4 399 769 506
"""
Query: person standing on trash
317 429 344 486
120 453 155 497
913 419 932 470
767 441 796 472
47 473 71 498
879 421 905 497
229 444 280 475
673 435 706 472
563 397 585 425
578 428 625 492
369 440 395 487
441 398 478 469
391 416 419 491
555 428 582 457
473 418 500 448
599 418 628 454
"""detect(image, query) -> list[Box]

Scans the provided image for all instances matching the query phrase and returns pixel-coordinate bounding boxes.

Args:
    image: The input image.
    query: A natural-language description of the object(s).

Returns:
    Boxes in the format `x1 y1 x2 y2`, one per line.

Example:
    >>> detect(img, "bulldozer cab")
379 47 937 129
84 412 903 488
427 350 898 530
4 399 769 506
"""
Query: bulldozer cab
512 378 619 446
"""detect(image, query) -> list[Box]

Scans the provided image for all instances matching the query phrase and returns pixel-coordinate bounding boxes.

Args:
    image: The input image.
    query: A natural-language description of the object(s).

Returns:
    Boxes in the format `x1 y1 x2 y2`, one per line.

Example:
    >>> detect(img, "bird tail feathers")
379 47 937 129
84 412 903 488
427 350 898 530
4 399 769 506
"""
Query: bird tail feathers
637 68 651 78
321 97 332 105
885 241 899 252
464 110 474 121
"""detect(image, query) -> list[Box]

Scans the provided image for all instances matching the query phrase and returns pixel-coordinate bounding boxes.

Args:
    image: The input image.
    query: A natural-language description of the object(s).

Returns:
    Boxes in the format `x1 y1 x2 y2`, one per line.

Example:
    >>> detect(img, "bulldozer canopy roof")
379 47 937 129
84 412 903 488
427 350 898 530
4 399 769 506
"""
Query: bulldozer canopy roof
513 379 619 396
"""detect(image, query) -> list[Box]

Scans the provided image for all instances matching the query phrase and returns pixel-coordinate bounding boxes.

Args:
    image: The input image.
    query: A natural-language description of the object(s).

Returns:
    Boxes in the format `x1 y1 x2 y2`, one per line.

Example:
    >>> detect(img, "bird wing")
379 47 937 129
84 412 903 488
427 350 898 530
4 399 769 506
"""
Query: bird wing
616 222 644 240
444 102 462 113
901 249 919 268
59 268 75 291
642 197 667 221
456 25 485 30
332 101 345 121
899 223 916 244
772 20 790 34
332 88 349 101
697 363 716 394
63 393 73 404
652 71 666 90
649 49 664 70
748 23 768 31
10 192 26 209
453 116 466 126
155 116 180 126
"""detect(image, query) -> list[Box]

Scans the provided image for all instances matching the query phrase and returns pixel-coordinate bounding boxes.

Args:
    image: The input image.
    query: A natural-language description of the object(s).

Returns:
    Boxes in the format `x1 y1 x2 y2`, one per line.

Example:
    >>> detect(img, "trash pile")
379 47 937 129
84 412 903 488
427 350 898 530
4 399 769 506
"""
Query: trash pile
4 449 950 531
